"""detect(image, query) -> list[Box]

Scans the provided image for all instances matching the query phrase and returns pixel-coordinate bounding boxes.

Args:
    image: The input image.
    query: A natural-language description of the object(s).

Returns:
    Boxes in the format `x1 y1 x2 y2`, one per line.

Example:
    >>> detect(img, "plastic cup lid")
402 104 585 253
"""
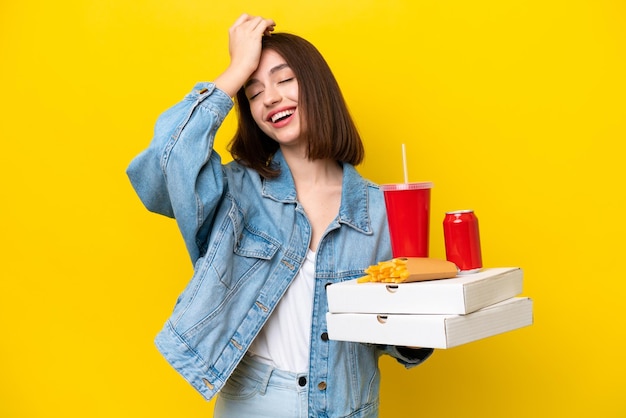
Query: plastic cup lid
381 182 434 191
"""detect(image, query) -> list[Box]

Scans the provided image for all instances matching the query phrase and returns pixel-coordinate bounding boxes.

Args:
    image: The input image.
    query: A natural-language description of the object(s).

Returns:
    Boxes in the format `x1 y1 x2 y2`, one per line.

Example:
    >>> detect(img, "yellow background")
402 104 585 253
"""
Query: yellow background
1 0 625 417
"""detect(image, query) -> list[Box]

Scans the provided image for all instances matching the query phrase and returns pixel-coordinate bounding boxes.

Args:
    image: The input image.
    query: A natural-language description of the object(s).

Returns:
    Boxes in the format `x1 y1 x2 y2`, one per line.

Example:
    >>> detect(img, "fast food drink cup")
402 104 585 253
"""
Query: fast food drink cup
381 182 433 258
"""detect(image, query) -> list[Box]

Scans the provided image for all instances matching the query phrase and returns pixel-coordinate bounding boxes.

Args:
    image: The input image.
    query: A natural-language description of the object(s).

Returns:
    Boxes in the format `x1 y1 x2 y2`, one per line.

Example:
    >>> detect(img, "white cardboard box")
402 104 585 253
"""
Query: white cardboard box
326 297 533 349
327 267 523 315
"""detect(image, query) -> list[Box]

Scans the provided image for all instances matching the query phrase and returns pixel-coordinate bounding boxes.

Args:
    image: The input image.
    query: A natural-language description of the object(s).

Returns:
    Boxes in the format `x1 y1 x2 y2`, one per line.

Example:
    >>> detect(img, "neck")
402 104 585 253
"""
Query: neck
281 147 343 186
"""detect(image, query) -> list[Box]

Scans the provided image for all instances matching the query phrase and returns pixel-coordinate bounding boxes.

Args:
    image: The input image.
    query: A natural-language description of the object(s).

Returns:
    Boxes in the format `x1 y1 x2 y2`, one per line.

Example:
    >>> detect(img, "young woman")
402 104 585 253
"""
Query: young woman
127 14 433 418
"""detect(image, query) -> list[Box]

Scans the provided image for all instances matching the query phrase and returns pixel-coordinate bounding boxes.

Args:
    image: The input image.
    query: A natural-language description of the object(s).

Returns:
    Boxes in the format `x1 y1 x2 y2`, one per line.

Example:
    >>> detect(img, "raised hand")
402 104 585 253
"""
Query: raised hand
215 14 276 97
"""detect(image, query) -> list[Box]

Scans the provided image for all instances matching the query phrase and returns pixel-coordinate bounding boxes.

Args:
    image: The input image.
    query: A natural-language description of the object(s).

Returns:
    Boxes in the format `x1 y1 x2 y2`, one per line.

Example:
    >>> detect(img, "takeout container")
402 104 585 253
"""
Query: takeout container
327 267 524 315
326 297 533 349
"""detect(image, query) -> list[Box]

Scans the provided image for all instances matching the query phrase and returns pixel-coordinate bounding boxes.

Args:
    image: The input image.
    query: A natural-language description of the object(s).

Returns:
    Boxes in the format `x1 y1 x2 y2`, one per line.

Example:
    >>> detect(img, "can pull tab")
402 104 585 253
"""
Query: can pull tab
385 284 399 293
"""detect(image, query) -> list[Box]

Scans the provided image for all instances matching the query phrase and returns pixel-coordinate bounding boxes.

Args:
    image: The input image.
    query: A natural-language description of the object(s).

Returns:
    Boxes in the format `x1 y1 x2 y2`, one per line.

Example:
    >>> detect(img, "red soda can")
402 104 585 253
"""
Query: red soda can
443 210 482 274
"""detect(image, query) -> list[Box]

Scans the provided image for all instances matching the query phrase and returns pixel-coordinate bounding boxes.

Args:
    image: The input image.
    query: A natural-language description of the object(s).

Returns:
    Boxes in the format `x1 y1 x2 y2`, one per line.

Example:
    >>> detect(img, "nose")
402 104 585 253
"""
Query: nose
263 84 281 106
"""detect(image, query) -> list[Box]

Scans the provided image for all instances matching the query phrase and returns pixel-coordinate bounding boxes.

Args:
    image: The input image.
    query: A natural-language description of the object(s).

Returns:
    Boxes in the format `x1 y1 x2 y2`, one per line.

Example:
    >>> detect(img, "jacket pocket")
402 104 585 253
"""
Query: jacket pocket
233 222 280 260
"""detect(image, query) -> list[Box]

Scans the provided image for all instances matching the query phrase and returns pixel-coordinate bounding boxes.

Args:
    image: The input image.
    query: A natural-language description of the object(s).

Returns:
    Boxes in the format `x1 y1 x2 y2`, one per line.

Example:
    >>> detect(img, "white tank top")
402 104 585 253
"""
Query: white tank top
248 249 316 373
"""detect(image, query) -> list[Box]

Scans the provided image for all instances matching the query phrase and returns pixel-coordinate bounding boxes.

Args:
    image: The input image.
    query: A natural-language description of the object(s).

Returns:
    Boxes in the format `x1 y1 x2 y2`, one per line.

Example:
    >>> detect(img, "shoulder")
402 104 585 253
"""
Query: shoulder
224 159 259 180
222 160 265 200
364 178 382 192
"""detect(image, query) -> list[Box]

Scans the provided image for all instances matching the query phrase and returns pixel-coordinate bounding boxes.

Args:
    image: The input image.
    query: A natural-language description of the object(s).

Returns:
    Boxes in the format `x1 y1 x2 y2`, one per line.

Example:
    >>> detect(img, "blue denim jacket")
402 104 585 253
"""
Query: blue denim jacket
127 83 432 417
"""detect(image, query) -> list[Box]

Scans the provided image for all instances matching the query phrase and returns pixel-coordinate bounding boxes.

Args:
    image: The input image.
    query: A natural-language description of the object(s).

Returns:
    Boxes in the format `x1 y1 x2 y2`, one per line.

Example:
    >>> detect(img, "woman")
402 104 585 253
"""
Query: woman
127 14 433 418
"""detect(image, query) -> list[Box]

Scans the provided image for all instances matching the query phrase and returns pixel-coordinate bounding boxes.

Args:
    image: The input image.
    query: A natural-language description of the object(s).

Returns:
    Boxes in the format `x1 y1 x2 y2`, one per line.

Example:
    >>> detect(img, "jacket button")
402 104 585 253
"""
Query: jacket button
321 332 329 341
202 378 214 390
317 381 327 390
298 376 307 387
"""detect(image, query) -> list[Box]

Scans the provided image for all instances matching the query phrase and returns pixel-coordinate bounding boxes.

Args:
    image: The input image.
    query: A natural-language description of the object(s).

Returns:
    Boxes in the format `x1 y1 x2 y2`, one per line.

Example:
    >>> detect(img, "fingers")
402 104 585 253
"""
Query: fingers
231 13 275 37
264 22 276 37
231 13 251 27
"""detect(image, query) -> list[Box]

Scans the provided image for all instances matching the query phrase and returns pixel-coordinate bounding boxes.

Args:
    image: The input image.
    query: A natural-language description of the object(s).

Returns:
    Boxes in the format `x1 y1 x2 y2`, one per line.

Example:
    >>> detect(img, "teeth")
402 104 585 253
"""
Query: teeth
270 109 295 123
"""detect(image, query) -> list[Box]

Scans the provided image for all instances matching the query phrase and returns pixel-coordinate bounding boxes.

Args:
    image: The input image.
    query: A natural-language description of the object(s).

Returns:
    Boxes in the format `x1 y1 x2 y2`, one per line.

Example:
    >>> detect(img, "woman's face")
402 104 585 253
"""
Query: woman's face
244 49 302 148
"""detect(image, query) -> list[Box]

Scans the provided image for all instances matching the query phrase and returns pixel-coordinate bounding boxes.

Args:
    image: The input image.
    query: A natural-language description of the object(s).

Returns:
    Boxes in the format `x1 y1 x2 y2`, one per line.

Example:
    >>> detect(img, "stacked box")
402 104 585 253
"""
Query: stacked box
326 268 533 349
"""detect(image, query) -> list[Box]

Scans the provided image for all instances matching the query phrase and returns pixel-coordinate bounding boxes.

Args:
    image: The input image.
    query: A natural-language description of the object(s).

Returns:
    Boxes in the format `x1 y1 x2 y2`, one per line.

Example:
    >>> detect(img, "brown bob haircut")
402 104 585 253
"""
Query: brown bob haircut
228 32 364 178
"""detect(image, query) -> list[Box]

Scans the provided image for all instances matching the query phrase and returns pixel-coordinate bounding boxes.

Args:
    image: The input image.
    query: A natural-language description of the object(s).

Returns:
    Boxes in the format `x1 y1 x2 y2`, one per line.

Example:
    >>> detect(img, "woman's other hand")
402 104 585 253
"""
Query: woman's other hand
215 14 276 97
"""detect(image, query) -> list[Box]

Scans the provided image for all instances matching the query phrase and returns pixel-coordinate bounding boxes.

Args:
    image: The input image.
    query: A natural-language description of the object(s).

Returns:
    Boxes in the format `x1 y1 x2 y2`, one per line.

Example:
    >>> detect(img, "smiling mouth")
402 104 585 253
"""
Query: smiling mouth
269 109 295 123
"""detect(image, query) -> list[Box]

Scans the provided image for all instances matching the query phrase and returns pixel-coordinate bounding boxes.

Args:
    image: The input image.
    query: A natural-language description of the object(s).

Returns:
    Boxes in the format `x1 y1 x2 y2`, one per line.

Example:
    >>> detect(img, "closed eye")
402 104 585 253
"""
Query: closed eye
247 89 263 100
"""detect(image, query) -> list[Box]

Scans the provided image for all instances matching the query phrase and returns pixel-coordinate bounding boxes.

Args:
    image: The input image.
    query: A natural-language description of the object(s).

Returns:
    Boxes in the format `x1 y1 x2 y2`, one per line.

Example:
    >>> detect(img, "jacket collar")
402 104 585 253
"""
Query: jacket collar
262 150 373 235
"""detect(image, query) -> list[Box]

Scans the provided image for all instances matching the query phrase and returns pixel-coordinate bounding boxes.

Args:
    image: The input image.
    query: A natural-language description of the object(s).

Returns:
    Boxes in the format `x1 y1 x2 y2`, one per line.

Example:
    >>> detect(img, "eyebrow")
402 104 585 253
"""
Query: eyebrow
244 63 291 89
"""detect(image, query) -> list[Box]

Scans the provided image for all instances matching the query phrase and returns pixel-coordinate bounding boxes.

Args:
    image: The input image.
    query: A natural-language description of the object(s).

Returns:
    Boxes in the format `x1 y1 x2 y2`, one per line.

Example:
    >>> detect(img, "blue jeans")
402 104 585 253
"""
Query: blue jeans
214 355 309 418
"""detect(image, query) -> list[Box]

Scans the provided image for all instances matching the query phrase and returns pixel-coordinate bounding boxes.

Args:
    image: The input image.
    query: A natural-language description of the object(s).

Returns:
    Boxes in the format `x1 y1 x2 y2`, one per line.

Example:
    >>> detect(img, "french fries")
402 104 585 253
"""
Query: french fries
356 257 459 283
357 258 411 283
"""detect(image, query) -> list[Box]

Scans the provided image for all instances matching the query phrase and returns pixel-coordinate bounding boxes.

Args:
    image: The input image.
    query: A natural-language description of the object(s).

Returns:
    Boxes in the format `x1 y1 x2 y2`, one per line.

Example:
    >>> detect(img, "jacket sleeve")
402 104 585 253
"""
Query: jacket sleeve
378 345 434 368
126 83 234 262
